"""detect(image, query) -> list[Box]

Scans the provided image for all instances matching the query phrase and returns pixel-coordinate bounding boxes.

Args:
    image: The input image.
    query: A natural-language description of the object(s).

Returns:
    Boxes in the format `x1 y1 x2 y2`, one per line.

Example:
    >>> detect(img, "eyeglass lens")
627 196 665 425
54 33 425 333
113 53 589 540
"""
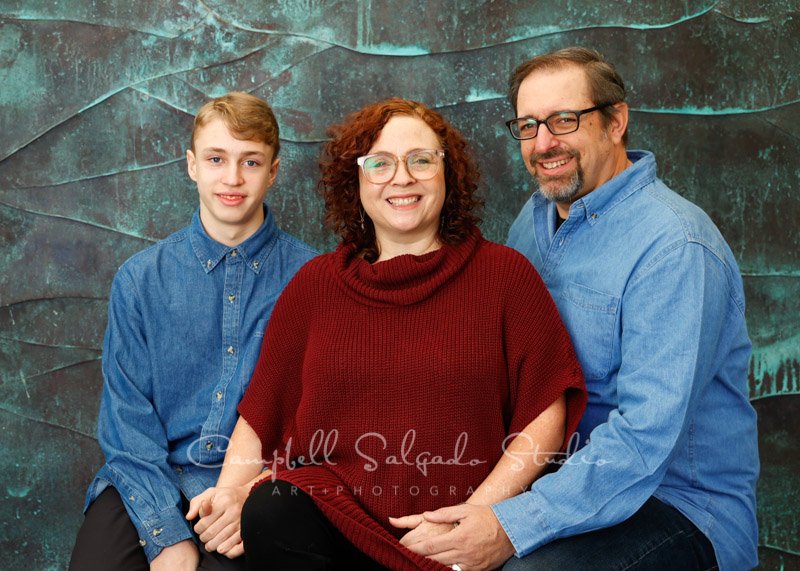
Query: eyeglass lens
362 150 441 183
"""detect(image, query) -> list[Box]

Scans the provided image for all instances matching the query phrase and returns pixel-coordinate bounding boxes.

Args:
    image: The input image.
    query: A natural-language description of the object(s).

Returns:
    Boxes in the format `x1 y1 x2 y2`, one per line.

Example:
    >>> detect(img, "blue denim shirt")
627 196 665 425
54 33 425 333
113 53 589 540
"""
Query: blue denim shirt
84 206 316 562
499 151 759 570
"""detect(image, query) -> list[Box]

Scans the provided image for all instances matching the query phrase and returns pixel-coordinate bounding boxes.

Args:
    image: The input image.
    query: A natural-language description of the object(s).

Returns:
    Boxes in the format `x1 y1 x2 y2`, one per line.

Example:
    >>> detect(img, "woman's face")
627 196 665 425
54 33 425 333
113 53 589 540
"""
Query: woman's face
358 115 446 257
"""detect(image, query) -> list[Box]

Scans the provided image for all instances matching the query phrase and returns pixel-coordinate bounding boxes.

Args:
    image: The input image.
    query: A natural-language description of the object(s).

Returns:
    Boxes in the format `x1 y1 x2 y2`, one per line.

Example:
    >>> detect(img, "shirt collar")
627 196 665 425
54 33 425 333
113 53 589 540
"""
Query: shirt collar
532 150 657 226
189 205 279 274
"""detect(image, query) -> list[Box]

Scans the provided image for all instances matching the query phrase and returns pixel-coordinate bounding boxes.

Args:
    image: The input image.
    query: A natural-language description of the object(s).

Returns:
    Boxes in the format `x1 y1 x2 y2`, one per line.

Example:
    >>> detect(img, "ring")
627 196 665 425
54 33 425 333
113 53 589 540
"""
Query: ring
451 565 463 571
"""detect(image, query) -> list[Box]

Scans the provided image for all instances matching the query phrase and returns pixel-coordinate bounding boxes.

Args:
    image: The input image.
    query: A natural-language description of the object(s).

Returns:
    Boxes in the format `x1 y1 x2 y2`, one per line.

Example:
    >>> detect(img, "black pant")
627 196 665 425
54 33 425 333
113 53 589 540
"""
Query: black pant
240 479 386 570
69 487 246 570
503 497 718 570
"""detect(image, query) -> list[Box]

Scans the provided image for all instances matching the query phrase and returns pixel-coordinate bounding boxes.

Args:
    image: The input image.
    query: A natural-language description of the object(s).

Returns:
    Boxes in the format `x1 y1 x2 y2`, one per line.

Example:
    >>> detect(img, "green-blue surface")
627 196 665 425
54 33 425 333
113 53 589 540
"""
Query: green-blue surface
0 1 797 568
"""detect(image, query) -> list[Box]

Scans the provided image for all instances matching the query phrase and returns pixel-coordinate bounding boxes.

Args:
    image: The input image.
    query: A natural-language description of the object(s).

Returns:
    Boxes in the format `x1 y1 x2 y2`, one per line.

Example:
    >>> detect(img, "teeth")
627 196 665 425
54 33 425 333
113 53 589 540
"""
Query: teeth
542 158 569 169
388 196 420 206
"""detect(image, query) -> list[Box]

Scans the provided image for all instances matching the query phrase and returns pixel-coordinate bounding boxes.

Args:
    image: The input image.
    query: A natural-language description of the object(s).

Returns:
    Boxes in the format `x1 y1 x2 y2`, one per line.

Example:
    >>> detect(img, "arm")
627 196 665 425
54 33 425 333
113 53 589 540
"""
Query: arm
96 270 194 563
493 243 733 555
391 396 566 544
393 251 585 569
186 417 267 557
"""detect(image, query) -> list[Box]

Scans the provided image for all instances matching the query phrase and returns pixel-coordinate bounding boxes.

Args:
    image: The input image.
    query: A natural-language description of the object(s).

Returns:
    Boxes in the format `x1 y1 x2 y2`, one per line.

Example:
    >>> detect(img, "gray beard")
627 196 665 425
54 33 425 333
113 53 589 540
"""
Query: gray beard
531 166 584 204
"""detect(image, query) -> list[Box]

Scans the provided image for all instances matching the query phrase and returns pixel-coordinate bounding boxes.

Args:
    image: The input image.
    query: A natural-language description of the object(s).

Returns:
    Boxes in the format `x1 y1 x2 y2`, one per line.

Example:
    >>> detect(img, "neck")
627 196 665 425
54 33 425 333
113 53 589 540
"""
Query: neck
374 232 441 262
555 148 633 219
200 212 264 248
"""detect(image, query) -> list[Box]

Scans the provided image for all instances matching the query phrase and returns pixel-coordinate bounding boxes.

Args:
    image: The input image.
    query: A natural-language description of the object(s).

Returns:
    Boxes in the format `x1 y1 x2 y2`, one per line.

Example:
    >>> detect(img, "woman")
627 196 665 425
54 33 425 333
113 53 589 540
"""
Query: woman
195 99 586 570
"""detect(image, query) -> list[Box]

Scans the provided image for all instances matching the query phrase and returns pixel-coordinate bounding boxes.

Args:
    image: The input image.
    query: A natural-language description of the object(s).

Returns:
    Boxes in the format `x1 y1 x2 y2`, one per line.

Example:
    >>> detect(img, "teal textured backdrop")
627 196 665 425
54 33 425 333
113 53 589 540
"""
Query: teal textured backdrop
0 1 798 568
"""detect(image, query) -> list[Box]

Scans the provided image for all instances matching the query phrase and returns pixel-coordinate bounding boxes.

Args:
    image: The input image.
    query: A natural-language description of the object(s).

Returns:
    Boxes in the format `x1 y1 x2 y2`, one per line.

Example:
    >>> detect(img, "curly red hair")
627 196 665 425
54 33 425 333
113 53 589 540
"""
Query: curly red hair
319 98 482 262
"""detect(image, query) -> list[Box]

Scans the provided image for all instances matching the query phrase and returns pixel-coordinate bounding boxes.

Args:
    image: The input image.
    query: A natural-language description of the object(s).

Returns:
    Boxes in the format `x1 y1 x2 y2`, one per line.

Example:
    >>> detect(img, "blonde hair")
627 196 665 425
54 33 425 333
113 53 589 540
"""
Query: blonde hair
191 92 280 155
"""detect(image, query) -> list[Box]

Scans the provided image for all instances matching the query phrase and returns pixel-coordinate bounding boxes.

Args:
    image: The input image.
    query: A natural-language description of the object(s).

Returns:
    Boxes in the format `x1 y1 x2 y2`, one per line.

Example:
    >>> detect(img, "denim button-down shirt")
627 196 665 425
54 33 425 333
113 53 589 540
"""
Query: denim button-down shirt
84 207 316 561
499 151 759 570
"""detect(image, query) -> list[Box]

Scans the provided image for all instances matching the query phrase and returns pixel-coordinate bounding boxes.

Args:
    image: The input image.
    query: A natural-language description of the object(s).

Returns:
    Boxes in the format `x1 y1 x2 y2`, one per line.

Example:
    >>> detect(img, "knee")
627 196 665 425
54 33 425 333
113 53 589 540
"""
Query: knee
240 480 300 539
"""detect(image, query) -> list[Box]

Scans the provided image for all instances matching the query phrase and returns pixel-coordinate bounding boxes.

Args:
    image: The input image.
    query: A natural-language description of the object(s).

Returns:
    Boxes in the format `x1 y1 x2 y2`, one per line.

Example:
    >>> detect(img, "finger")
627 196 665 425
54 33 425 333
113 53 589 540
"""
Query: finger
215 529 242 555
422 505 469 524
389 514 424 529
186 492 208 520
426 548 463 566
199 516 236 545
225 542 245 559
405 530 460 557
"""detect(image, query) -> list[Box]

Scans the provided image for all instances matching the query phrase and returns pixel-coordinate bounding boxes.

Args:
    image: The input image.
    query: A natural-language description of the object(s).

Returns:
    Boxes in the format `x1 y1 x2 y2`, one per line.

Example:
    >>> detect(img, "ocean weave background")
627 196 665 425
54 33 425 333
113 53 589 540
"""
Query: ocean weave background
0 1 797 568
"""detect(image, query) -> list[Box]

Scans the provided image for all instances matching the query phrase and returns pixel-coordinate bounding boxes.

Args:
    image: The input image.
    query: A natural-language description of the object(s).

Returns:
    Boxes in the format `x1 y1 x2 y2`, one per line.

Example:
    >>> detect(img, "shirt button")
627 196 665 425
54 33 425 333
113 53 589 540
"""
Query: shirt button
206 440 214 450
231 249 238 257
591 213 598 219
216 391 223 400
152 528 162 537
139 539 147 547
559 238 565 246
228 294 236 302
206 259 212 269
174 466 183 474
227 346 235 355
253 261 260 269
128 495 135 502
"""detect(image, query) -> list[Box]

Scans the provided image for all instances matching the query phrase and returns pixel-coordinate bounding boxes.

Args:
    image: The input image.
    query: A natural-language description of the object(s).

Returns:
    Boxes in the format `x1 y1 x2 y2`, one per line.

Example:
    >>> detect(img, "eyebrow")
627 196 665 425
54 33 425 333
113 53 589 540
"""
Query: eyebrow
200 147 267 158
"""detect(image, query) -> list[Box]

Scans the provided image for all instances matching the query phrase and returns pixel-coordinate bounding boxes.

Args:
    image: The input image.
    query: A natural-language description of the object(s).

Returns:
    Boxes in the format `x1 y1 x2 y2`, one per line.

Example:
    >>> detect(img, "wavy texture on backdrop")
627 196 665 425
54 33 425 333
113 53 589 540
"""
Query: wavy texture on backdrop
0 1 797 568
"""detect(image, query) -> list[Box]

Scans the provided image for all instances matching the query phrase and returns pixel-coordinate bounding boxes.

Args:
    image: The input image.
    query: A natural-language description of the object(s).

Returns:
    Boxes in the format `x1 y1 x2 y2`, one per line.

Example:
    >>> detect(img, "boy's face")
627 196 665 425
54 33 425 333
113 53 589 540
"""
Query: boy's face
187 118 279 246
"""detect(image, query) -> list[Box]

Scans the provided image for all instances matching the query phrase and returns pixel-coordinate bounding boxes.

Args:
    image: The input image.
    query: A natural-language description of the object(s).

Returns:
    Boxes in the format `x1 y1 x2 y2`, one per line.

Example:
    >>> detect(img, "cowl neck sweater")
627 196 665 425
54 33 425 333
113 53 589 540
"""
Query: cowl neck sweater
333 229 481 307
240 230 586 570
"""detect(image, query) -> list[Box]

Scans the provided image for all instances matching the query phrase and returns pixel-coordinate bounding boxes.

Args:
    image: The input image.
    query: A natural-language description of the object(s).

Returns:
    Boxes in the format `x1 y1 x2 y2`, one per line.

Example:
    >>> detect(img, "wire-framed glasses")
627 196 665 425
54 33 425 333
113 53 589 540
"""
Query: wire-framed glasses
356 149 445 184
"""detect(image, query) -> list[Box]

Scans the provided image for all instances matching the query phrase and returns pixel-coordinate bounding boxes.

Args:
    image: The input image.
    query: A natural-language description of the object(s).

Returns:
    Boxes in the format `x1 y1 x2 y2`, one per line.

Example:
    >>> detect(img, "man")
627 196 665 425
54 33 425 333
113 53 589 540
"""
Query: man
69 92 316 570
398 47 758 570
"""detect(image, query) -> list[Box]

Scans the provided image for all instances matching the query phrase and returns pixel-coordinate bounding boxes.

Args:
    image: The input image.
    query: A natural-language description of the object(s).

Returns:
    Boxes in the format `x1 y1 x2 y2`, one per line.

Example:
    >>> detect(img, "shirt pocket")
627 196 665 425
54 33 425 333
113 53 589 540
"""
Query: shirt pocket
558 281 619 381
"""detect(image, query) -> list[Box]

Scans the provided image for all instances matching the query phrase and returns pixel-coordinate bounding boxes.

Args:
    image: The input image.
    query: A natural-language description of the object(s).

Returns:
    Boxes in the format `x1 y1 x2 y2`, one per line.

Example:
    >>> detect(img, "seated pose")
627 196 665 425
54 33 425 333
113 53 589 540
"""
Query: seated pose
401 47 759 571
192 98 587 570
69 92 316 571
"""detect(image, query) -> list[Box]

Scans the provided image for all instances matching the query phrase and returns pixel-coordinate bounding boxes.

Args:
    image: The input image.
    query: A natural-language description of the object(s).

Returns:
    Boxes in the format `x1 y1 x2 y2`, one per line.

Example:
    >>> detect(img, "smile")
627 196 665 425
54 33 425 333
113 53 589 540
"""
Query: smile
387 196 420 206
541 158 570 169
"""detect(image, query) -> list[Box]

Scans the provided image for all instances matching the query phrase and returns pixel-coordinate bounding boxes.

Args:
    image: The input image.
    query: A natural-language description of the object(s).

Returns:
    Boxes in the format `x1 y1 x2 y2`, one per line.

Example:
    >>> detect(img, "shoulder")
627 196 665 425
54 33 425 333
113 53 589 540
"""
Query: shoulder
274 229 318 260
472 238 547 293
115 226 191 283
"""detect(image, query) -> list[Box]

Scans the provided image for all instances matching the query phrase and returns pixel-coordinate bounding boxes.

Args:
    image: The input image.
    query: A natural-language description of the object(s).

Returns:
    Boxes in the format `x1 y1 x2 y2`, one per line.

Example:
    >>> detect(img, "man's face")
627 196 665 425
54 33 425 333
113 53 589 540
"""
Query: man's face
515 66 620 207
187 118 279 246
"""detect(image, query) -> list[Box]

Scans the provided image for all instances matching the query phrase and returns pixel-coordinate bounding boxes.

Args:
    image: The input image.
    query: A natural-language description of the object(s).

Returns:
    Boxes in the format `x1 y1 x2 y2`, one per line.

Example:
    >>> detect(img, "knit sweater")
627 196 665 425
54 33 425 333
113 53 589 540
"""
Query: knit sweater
239 229 586 570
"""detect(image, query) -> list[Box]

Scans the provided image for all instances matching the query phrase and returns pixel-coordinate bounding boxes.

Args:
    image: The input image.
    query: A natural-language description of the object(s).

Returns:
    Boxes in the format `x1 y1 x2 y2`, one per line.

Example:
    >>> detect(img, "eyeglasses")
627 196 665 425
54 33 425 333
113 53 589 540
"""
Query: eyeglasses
356 149 445 184
505 104 612 140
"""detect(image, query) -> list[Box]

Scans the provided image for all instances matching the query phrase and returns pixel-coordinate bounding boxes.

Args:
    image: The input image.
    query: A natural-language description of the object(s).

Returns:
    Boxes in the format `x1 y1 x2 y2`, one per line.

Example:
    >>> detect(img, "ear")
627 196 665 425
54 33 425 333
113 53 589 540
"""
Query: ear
607 102 629 145
186 149 198 181
266 157 280 187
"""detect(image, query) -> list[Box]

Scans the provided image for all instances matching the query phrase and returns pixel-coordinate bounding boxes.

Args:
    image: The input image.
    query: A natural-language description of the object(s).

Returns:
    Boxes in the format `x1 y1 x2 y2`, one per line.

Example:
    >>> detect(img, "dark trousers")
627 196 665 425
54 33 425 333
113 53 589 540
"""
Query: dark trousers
69 487 246 571
240 479 386 570
503 497 718 571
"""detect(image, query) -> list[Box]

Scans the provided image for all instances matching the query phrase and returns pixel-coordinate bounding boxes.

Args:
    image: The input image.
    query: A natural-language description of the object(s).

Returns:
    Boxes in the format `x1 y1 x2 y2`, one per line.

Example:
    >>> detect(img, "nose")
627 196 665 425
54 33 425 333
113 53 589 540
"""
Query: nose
390 159 414 185
222 163 244 186
532 125 560 155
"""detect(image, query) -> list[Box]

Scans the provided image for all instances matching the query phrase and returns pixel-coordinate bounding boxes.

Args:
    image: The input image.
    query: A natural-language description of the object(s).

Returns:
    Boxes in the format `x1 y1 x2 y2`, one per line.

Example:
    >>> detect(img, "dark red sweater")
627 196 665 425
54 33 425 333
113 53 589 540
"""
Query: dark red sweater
239 230 586 570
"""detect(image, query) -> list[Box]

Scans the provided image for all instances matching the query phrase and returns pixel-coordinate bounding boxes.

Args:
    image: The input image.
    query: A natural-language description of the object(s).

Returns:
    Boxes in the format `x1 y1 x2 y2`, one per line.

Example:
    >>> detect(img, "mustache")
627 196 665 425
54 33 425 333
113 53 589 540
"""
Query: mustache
529 148 579 164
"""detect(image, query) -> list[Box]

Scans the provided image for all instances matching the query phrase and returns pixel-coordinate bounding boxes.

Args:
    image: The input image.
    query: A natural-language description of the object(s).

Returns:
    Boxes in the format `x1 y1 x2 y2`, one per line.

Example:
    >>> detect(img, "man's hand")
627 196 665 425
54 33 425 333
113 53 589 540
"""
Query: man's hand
390 515 454 548
397 504 516 571
186 486 248 558
150 540 199 570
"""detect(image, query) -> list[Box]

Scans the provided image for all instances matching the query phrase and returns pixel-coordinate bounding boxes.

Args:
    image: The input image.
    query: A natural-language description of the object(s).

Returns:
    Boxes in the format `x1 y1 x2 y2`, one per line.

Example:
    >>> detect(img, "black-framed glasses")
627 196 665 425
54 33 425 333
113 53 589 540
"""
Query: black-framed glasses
356 149 445 184
505 104 613 140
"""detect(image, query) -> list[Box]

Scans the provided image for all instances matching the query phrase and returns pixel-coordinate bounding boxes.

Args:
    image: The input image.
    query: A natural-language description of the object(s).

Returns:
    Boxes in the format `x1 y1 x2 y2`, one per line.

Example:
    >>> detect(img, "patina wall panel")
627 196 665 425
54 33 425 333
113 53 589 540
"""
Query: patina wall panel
0 1 797 568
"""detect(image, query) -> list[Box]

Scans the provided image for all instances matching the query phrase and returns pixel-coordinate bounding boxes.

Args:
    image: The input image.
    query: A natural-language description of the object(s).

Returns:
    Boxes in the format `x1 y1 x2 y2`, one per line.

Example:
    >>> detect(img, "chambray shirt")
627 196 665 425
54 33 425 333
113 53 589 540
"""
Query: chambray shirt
84 206 316 561
498 151 759 570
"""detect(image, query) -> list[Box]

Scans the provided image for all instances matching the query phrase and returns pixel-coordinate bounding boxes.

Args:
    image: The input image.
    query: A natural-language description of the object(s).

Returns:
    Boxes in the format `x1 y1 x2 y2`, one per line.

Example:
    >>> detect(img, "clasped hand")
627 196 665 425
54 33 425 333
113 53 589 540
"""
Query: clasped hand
390 503 515 571
186 485 249 558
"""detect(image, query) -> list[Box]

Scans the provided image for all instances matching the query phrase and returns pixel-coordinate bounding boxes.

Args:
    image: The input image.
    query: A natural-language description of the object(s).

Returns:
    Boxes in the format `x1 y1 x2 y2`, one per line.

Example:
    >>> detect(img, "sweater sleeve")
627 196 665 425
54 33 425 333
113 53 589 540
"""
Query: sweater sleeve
501 250 587 447
237 260 317 463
